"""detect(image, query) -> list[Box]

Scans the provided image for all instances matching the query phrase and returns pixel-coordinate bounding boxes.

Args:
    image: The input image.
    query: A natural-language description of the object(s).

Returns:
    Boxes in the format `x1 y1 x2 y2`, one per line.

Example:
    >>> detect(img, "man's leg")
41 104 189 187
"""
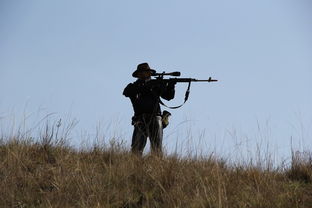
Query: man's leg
149 116 163 155
131 124 147 155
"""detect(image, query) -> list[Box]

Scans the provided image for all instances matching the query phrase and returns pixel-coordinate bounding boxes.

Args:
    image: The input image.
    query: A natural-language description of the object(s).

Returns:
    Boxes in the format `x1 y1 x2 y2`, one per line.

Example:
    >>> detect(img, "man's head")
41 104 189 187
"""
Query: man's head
132 63 156 80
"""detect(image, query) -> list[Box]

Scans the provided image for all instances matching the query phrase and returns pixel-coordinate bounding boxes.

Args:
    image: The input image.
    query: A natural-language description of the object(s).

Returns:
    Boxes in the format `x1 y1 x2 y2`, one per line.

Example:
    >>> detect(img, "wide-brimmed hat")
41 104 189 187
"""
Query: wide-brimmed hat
132 63 156 78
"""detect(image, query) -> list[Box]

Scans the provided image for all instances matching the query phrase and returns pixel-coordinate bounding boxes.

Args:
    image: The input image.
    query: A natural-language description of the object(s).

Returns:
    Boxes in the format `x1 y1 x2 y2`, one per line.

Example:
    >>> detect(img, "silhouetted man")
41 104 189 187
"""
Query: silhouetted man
123 63 176 155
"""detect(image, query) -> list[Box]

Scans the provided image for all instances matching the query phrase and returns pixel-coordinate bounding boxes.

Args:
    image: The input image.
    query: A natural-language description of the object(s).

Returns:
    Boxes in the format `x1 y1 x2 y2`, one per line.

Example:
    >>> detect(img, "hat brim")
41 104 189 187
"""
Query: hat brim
132 69 156 78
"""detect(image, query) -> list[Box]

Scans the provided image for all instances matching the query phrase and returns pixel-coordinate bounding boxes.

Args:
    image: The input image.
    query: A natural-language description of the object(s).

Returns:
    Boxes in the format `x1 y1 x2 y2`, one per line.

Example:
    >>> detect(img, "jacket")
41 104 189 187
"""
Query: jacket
123 79 175 116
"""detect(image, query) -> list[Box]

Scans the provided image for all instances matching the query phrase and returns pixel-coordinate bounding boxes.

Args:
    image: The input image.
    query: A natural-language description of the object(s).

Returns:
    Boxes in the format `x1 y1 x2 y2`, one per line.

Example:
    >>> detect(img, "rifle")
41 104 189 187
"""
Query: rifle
151 71 218 109
153 71 218 83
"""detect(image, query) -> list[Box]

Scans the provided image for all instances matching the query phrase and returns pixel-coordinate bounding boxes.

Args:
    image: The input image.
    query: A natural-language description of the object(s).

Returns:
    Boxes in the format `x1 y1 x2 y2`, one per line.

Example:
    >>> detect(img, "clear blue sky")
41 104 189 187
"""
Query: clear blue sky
1 0 311 161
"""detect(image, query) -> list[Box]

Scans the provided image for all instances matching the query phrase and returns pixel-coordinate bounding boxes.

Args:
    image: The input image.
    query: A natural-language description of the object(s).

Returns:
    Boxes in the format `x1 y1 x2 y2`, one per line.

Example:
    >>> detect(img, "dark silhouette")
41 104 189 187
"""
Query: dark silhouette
123 63 176 155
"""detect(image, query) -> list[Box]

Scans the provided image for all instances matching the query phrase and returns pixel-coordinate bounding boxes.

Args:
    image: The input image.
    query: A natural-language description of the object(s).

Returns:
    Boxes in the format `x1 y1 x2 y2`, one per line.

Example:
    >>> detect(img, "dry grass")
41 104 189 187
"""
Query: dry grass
0 134 312 208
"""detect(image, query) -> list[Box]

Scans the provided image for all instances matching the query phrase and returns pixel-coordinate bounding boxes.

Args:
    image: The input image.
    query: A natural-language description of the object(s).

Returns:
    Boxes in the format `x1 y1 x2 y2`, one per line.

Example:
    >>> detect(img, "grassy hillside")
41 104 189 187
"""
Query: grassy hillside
1 137 312 208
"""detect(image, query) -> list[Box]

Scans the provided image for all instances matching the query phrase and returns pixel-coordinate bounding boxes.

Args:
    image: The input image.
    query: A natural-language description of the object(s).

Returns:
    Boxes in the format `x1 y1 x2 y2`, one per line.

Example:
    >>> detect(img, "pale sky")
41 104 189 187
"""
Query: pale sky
1 0 311 161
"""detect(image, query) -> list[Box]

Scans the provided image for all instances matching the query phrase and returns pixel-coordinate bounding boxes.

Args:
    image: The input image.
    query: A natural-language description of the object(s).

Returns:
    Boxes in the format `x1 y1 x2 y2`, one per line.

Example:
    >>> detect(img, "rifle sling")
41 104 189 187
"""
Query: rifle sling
159 81 191 109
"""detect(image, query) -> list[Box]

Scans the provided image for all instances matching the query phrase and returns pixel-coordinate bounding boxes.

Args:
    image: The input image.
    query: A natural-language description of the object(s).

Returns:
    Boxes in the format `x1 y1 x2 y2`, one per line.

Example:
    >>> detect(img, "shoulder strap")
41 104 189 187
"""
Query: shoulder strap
159 81 191 109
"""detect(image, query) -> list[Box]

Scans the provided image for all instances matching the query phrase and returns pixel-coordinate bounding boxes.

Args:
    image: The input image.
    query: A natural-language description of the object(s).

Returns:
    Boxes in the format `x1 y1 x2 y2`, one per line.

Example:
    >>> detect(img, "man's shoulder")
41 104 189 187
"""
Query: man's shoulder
124 80 140 91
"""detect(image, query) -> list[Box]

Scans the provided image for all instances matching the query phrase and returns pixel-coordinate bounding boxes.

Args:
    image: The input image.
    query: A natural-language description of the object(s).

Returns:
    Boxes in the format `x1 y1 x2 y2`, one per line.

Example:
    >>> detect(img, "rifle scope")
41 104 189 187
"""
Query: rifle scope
152 71 181 77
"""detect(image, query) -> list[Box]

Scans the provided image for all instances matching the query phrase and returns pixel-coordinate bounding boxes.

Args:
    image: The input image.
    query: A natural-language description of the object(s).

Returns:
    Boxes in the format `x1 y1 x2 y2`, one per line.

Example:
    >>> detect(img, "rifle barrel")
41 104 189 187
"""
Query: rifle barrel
195 79 218 82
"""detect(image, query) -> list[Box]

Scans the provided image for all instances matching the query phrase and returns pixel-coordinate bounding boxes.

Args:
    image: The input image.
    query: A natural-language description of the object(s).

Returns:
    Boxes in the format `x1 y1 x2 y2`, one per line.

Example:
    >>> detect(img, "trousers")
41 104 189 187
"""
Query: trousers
131 115 163 155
